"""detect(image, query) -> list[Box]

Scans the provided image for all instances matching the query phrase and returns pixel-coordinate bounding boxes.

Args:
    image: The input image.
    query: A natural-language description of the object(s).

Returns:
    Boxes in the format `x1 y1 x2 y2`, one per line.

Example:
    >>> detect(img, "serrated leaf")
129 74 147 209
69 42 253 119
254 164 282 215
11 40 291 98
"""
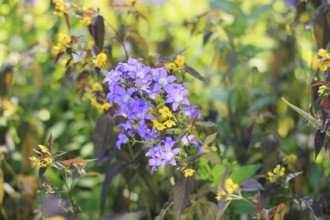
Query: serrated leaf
285 171 303 182
174 172 194 220
282 97 323 130
100 162 122 215
315 129 325 158
240 179 263 192
204 133 217 145
184 65 207 83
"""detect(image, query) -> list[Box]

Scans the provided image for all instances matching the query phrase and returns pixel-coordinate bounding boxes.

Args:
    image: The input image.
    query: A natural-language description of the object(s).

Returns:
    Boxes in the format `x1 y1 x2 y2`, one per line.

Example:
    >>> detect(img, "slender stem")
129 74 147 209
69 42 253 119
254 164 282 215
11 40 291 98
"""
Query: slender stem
61 173 79 214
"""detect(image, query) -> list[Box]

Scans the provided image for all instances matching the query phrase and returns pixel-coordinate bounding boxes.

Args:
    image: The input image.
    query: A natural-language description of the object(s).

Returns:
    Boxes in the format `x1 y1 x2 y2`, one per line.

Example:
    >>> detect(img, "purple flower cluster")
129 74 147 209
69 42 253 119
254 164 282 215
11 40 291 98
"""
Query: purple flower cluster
103 57 201 173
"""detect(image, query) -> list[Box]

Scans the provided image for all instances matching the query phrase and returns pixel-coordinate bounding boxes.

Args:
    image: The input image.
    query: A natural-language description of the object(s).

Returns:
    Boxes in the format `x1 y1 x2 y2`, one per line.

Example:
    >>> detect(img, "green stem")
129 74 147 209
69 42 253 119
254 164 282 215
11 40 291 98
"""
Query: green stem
61 173 79 214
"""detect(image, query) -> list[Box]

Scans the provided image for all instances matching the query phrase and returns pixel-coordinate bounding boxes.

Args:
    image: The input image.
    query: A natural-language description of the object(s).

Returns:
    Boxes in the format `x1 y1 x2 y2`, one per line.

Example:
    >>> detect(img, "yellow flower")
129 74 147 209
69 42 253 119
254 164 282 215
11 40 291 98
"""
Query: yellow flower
85 83 111 112
53 0 68 17
93 52 107 68
299 12 310 23
225 178 239 194
58 33 71 45
38 145 51 156
152 120 166 130
318 49 328 59
183 168 195 177
80 16 91 26
216 191 224 201
164 120 176 128
175 55 185 70
159 106 173 118
165 62 177 71
267 164 285 183
283 154 297 165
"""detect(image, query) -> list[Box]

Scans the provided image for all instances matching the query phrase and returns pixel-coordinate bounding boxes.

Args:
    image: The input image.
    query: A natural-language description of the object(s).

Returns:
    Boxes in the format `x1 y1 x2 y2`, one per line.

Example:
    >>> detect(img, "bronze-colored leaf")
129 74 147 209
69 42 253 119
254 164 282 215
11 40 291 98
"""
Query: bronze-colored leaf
92 113 114 165
100 161 122 215
314 129 325 158
64 13 70 31
203 31 213 46
313 5 330 49
76 71 89 96
184 65 207 83
0 63 14 97
173 172 194 219
89 15 105 51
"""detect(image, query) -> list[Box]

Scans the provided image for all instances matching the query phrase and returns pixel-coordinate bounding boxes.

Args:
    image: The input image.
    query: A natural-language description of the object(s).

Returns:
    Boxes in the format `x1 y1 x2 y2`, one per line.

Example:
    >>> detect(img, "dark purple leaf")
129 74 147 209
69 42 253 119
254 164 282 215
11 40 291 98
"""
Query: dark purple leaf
261 184 280 200
219 169 229 190
203 31 213 46
33 148 42 155
89 15 105 51
54 52 64 63
285 171 303 182
314 129 325 159
184 65 207 83
39 167 47 181
156 57 172 63
47 133 52 151
187 153 205 162
172 48 188 59
240 179 263 192
174 172 194 219
303 197 324 220
93 113 114 165
53 151 67 157
100 162 122 215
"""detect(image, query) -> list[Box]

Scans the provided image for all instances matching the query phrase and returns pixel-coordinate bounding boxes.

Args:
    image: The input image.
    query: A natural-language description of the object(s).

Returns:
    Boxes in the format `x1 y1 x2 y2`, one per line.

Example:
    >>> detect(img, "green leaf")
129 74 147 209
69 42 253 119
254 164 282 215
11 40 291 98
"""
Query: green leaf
281 97 323 130
230 164 260 184
204 133 217 145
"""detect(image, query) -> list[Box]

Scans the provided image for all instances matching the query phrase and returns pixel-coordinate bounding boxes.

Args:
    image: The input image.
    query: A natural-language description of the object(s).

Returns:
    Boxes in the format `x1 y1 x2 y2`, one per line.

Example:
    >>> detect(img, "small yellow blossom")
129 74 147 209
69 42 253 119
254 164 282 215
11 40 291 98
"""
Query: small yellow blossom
159 106 173 118
58 33 71 45
318 49 328 59
93 52 107 68
203 148 210 154
154 95 162 104
299 12 310 23
165 62 177 71
183 168 195 177
152 120 166 130
267 164 285 183
283 154 297 165
38 145 51 156
85 83 111 112
53 33 71 55
175 55 185 70
317 48 330 71
80 16 91 26
318 85 329 96
216 191 225 201
225 178 239 194
53 0 68 17
164 120 176 128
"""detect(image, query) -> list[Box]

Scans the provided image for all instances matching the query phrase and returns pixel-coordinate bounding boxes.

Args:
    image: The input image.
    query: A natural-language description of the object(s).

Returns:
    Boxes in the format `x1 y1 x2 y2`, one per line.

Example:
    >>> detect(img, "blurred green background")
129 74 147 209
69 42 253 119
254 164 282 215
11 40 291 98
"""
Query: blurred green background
0 0 329 219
